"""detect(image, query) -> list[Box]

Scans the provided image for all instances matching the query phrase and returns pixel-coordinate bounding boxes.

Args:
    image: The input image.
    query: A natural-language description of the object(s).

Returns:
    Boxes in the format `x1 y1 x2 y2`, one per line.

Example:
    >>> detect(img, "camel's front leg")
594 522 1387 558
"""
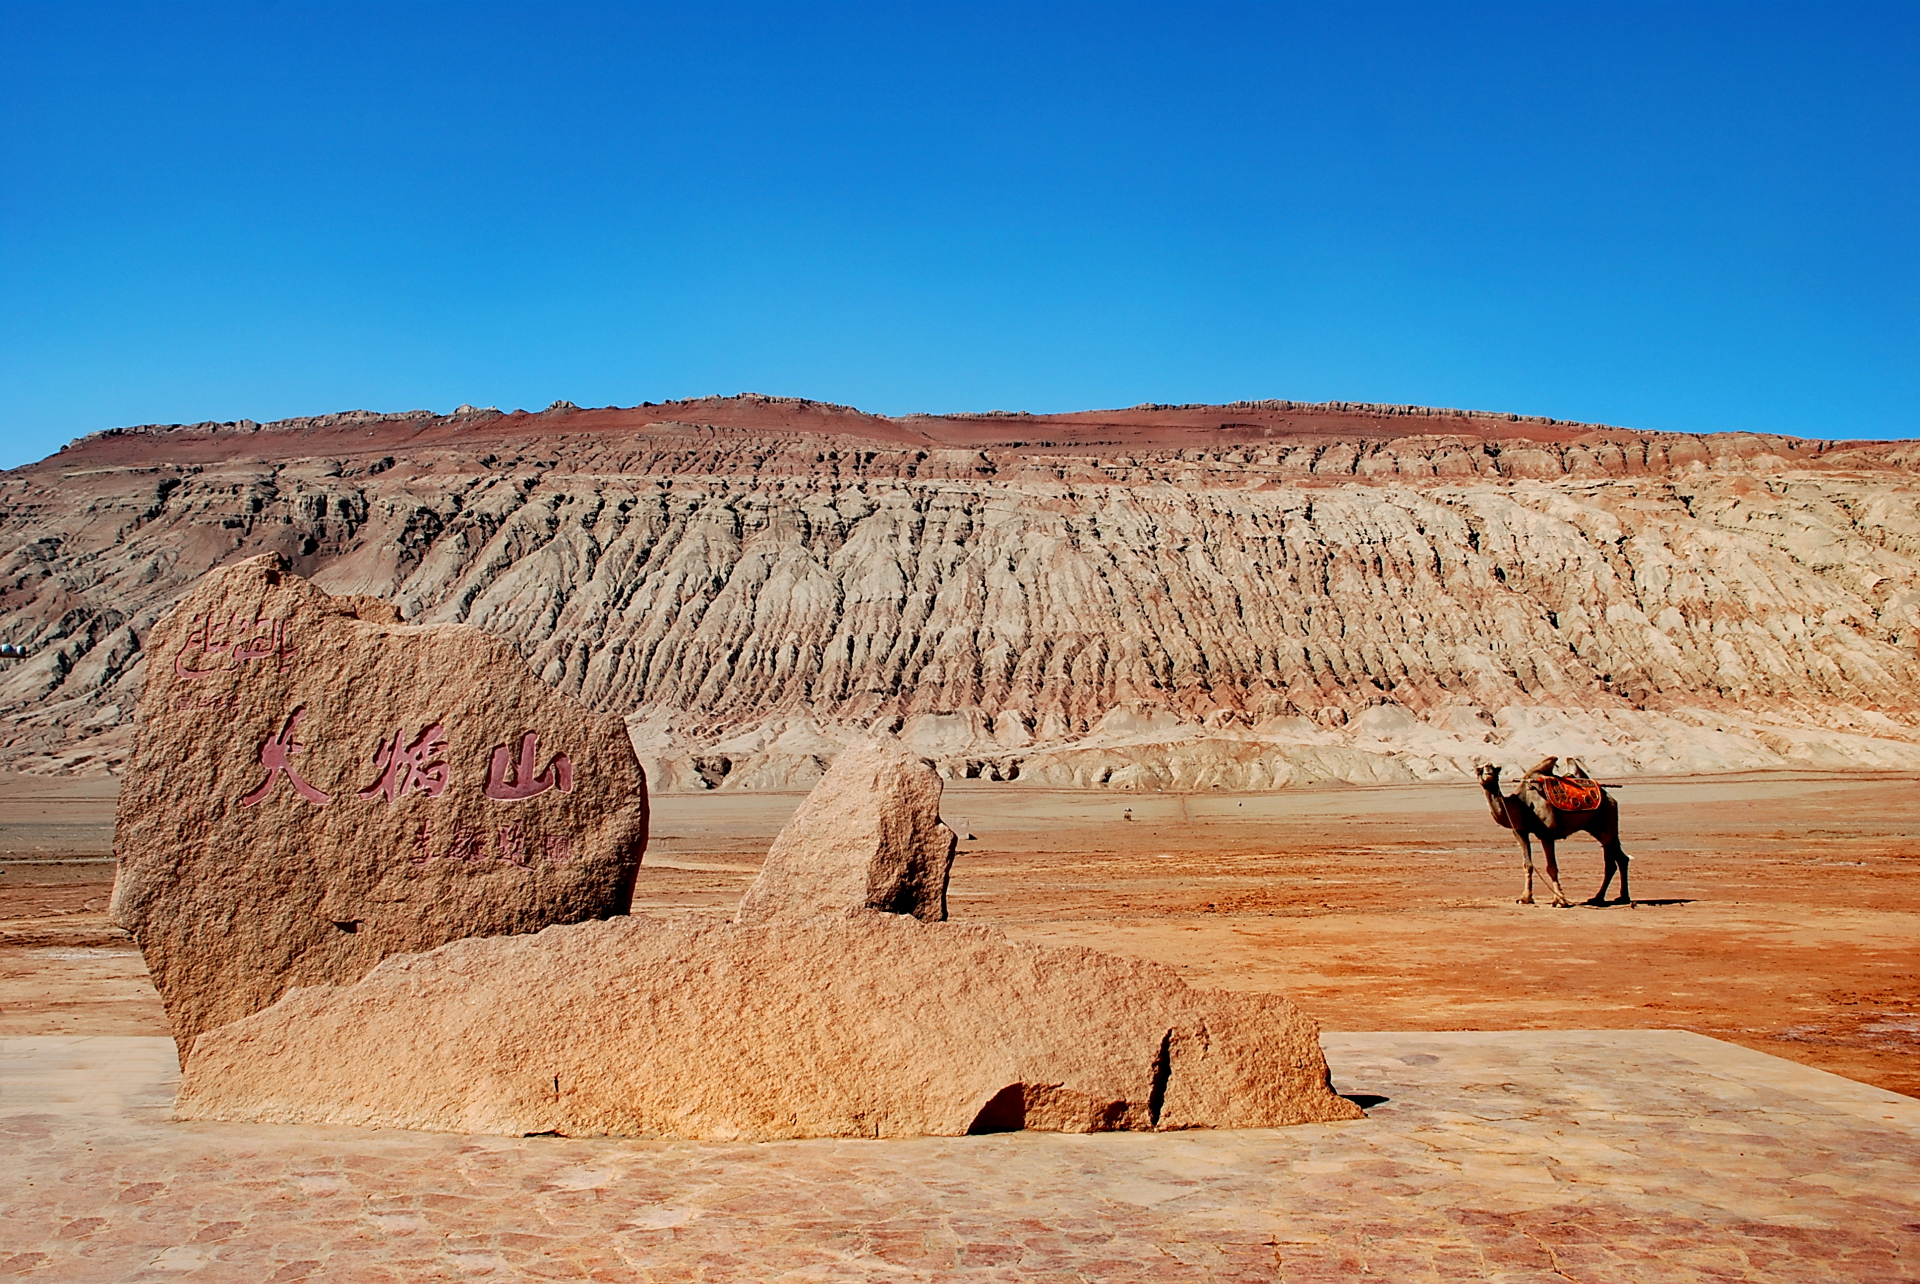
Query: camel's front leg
1515 831 1538 904
1540 836 1572 907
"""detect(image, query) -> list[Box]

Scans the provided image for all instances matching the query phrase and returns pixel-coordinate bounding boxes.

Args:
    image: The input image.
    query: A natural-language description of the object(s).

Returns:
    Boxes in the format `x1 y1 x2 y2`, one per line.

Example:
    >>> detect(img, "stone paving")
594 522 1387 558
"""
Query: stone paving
2 1030 1916 1282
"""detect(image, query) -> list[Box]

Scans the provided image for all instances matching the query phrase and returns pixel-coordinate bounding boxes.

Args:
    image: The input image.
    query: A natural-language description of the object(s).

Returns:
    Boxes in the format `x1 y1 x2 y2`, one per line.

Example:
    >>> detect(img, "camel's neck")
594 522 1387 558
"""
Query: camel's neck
1480 778 1515 827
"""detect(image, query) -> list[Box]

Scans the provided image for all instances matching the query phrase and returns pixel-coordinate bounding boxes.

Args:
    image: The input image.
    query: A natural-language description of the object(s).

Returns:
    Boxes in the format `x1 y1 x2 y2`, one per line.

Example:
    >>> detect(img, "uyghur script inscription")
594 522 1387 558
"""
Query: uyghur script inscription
175 613 296 680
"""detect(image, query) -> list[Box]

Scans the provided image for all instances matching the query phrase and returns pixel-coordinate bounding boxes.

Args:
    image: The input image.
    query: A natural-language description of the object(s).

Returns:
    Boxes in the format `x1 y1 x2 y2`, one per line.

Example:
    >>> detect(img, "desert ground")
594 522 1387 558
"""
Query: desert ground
4 770 1915 1102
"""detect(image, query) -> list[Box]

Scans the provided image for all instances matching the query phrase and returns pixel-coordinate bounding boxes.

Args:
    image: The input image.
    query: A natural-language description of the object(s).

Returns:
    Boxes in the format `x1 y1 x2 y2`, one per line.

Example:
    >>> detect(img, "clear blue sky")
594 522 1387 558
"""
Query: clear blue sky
3 2 1915 467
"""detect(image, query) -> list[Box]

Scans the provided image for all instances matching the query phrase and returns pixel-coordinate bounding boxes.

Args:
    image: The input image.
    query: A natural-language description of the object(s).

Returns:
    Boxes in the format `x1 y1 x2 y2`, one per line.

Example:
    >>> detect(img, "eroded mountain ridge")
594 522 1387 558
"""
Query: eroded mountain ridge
6 395 1920 789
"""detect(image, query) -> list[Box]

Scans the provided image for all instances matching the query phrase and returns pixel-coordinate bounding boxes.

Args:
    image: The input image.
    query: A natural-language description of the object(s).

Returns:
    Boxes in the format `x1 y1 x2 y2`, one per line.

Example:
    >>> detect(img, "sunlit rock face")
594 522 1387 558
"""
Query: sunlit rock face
734 737 955 926
175 911 1364 1140
110 555 648 1055
7 394 1920 786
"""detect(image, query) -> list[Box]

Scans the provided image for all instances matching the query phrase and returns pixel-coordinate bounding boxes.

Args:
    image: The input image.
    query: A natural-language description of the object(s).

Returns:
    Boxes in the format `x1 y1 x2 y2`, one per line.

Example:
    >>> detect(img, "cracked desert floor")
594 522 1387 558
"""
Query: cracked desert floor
4 771 1916 1102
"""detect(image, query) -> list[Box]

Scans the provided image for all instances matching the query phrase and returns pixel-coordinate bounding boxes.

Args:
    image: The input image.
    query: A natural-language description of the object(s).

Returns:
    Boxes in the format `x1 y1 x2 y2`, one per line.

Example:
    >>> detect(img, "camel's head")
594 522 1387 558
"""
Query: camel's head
1474 762 1502 788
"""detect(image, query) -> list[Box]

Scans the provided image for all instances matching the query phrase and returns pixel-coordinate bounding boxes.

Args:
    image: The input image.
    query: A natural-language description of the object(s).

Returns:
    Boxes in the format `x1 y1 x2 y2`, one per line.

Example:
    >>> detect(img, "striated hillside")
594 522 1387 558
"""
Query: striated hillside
6 395 1920 789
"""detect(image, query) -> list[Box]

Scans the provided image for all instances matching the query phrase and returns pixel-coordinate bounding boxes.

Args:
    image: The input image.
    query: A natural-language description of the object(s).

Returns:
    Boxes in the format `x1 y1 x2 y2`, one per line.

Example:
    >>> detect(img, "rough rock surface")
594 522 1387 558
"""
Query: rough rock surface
111 554 649 1054
735 738 955 924
8 394 1920 785
175 912 1361 1139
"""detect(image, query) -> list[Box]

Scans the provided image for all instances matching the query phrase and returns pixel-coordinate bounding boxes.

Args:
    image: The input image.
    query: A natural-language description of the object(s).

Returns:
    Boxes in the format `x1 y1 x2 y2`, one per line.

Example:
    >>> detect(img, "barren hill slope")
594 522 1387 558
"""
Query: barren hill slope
6 395 1920 789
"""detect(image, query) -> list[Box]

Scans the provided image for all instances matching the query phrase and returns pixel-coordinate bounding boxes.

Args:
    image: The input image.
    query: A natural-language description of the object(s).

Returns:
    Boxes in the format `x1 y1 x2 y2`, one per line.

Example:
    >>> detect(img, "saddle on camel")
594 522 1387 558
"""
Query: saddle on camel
1525 757 1605 813
1476 755 1633 907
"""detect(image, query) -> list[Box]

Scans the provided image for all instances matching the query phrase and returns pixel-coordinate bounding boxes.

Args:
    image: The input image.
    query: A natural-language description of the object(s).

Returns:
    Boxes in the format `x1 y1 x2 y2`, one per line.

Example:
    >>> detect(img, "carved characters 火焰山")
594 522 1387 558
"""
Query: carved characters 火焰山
239 706 332 807
358 723 451 803
484 731 574 802
236 711 584 872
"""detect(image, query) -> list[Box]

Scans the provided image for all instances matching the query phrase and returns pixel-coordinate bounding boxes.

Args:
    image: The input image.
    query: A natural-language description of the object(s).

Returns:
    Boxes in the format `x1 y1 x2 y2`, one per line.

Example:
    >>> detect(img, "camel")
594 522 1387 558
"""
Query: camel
1475 757 1632 907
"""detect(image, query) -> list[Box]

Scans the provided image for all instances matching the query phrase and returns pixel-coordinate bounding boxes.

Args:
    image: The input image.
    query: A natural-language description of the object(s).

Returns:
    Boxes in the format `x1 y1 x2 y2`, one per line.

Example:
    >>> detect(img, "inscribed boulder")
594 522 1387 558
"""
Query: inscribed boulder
111 554 648 1054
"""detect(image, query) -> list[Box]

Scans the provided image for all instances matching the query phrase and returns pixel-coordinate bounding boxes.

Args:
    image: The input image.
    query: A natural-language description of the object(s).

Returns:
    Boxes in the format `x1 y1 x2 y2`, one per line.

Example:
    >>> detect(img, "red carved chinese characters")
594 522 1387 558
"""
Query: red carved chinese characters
239 706 332 807
357 723 450 803
175 614 296 681
238 709 580 871
483 732 574 802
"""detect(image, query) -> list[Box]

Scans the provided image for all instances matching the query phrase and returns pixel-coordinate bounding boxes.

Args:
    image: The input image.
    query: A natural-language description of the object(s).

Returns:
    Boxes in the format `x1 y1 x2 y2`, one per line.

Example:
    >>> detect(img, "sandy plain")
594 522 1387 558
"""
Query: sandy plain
2 771 1915 1103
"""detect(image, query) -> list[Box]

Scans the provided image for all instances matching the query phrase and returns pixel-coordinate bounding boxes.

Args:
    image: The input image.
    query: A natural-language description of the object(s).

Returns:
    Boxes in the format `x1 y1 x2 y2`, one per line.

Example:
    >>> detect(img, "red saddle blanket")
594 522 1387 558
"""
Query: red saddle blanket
1535 776 1604 812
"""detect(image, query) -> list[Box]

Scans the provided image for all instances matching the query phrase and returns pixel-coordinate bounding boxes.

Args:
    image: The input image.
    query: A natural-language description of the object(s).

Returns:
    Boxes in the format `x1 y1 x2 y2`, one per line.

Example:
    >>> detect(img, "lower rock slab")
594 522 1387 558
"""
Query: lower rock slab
3 1030 1916 1282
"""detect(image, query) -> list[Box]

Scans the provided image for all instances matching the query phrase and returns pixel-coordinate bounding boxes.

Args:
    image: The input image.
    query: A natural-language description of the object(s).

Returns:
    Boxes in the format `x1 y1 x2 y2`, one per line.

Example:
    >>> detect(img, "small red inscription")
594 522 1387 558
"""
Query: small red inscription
176 614 295 681
447 824 485 863
496 822 531 868
357 723 450 803
239 706 332 807
411 817 571 869
483 732 574 802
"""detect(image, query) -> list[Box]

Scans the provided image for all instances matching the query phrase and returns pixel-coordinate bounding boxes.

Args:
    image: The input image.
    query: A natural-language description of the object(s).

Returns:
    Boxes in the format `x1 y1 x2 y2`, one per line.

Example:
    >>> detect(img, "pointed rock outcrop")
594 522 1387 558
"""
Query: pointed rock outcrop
734 737 955 925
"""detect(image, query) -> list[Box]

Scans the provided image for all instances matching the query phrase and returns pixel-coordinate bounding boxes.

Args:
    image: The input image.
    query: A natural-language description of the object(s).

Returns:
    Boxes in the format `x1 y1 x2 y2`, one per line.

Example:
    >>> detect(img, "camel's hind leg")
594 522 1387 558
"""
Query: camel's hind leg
1593 839 1633 905
1587 811 1634 906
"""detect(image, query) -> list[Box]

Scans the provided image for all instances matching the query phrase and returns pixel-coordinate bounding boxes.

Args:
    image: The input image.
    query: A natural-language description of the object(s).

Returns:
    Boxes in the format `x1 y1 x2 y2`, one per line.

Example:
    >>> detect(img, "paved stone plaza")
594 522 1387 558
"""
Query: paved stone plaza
2 1030 1916 1282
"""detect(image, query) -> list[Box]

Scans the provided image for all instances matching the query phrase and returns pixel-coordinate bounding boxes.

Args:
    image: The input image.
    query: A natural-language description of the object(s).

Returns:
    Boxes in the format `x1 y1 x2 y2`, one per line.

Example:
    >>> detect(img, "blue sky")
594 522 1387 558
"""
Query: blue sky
2 2 1915 467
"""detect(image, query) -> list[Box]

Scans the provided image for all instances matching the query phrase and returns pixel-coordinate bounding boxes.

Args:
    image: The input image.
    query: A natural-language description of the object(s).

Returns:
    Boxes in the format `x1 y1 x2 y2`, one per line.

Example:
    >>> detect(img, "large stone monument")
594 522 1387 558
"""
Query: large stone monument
112 554 649 1054
175 736 1361 1138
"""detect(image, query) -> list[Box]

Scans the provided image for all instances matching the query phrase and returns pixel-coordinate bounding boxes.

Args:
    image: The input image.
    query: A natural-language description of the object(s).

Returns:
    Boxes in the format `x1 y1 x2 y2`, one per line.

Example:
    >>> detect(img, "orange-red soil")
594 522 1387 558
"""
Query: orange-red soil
4 772 1915 1099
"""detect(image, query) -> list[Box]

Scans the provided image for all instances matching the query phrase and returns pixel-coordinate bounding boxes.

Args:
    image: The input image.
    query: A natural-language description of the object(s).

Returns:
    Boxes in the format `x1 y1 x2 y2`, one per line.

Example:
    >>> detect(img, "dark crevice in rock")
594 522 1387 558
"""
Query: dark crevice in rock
1148 1029 1173 1127
967 1084 1026 1134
